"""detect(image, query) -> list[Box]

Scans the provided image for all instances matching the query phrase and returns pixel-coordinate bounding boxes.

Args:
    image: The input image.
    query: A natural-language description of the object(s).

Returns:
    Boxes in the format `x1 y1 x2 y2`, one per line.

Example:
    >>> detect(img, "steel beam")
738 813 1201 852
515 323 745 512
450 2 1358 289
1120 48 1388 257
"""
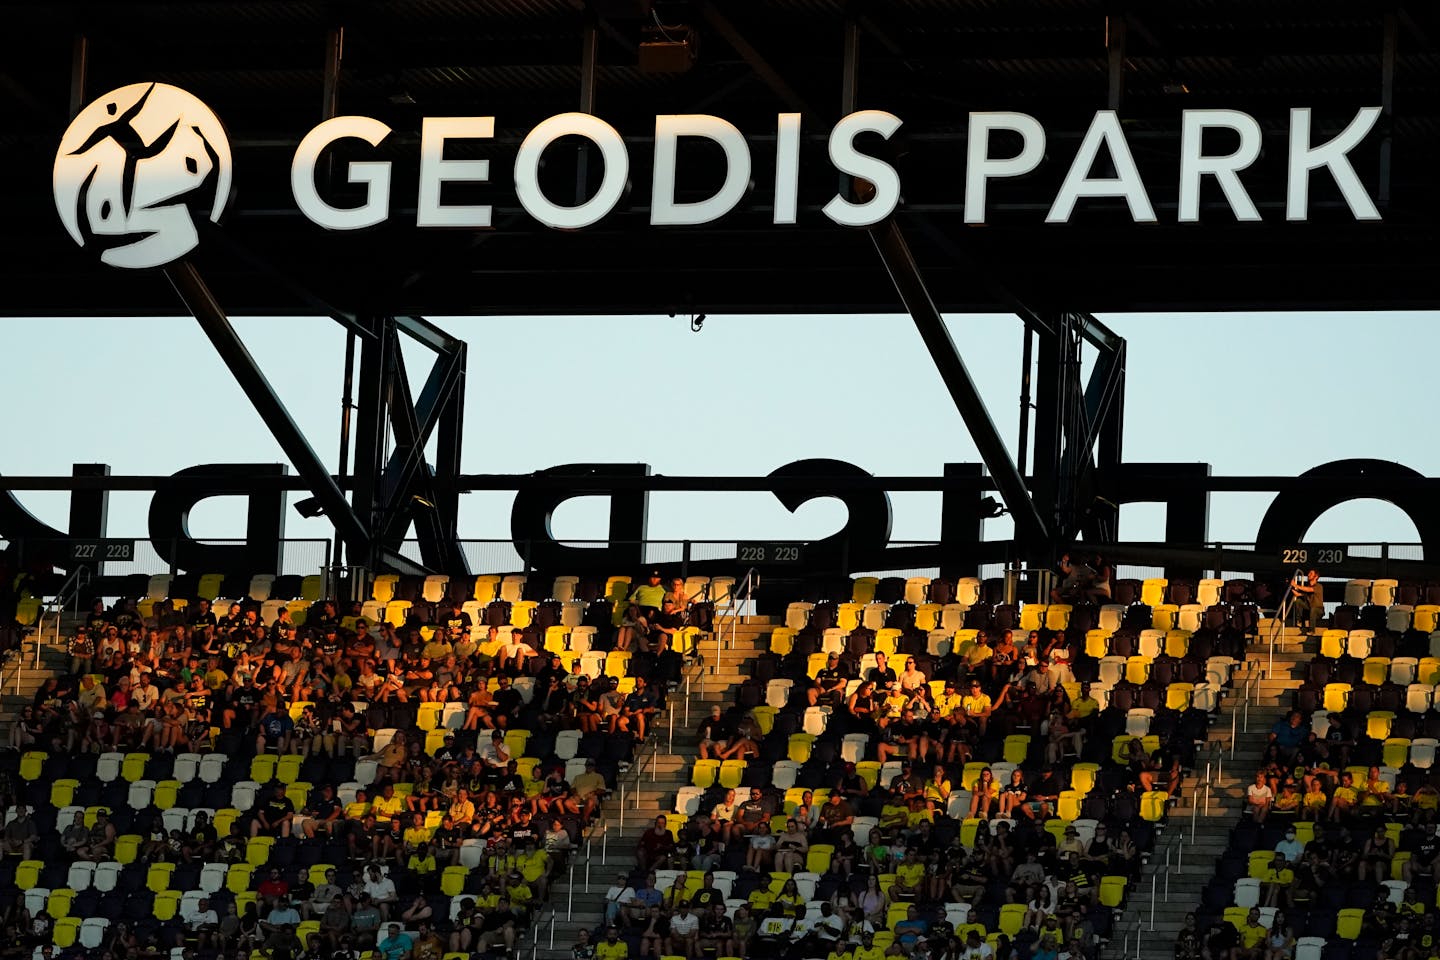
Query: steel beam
699 1 812 114
868 219 1049 548
164 261 372 559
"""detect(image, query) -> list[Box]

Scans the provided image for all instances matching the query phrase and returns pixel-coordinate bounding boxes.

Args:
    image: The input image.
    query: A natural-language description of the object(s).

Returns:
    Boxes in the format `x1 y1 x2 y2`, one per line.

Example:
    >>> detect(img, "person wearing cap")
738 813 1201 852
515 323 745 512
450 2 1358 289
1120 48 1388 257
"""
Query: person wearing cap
572 759 609 820
696 704 729 760
810 652 849 707
957 678 993 735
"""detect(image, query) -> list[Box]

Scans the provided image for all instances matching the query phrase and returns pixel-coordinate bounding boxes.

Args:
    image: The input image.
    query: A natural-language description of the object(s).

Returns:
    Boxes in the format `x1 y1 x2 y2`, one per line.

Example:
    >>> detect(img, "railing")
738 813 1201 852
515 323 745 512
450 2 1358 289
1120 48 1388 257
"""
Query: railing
4 565 93 695
711 567 759 683
1265 572 1302 679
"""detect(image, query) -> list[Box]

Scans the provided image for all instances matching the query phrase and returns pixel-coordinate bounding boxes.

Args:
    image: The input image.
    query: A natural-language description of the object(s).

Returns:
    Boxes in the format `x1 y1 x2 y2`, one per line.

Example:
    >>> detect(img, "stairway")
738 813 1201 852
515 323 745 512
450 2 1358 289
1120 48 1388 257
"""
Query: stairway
0 630 71 739
1108 623 1309 960
534 616 776 959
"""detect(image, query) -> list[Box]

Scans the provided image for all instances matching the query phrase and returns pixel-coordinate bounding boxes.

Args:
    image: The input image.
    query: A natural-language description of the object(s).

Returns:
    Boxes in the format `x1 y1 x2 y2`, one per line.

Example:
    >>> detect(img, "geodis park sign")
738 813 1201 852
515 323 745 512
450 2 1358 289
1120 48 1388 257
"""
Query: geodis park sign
53 82 1383 270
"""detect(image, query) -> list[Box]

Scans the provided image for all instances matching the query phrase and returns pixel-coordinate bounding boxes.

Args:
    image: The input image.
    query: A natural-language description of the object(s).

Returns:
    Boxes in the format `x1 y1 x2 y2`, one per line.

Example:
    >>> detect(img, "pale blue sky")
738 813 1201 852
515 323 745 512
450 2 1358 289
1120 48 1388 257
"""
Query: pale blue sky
0 311 1430 555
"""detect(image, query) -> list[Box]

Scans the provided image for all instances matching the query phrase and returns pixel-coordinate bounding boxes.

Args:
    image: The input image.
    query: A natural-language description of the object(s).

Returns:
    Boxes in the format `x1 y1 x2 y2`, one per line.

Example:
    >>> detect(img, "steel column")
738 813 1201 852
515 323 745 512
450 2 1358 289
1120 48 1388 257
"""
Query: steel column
165 261 371 559
867 220 1049 548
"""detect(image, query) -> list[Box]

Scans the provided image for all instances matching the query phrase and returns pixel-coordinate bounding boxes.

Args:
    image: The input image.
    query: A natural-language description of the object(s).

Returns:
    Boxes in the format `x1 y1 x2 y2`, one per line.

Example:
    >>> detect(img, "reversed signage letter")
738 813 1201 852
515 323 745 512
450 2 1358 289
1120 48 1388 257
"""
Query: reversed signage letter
773 113 802 225
292 116 394 231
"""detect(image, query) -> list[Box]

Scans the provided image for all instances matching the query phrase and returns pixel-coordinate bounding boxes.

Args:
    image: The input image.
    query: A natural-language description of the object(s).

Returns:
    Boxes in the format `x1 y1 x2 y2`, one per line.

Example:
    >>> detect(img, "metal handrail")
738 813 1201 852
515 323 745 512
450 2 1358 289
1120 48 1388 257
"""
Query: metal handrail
711 567 759 681
5 566 91 695
1266 572 1303 678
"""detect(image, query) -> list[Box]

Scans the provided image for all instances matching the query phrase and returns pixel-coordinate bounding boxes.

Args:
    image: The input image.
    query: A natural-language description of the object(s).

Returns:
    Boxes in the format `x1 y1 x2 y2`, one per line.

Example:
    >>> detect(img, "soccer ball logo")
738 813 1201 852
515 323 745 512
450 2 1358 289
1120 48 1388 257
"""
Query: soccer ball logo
53 82 232 269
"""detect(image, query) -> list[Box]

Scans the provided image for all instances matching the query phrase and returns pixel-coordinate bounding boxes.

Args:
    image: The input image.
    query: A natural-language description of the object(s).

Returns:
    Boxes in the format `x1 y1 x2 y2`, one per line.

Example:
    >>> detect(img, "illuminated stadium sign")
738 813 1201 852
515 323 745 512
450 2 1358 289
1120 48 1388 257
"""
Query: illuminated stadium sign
54 83 1383 269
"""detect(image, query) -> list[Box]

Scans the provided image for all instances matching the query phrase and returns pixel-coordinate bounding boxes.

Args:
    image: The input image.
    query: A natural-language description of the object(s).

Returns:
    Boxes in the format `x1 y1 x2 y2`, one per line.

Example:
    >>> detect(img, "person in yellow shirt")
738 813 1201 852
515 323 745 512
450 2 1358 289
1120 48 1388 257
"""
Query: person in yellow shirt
891 849 926 900
827 944 854 960
1361 766 1392 811
1257 853 1293 909
407 842 437 882
519 840 551 901
1301 779 1328 821
402 812 433 853
447 788 476 825
1239 908 1268 957
595 927 629 960
1328 772 1360 821
922 766 952 812
371 784 407 825
852 932 885 960
959 679 994 735
344 790 373 821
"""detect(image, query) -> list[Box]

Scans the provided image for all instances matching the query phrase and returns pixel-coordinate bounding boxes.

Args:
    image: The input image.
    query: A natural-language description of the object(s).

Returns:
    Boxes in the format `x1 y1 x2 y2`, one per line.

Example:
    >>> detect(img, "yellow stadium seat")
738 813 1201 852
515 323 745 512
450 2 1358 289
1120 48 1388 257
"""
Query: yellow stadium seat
1421 658 1440 685
14 861 41 890
998 903 1026 937
959 819 981 849
122 753 150 783
1044 819 1069 845
836 603 863 632
50 779 79 809
288 701 315 722
692 760 719 788
807 844 834 875
1320 631 1347 660
1323 684 1352 713
1223 907 1249 930
1248 850 1275 879
1140 791 1169 822
544 627 570 655
114 834 142 864
719 760 747 788
886 903 910 930
788 734 815 764
1336 909 1365 941
1293 822 1315 844
213 808 240 837
297 921 322 945
960 762 988 791
1364 658 1392 687
1417 606 1440 633
19 752 46 782
852 578 879 605
247 836 275 867
1367 711 1396 741
1392 851 1412 881
1125 656 1152 686
1046 605 1072 631
1166 683 1193 711
1141 579 1168 608
511 601 537 628
226 864 254 894
51 917 79 948
1165 631 1191 658
46 889 74 919
1019 605 1047 633
474 575 502 604
874 629 901 656
250 755 278 784
855 761 881 790
751 706 777 735
1152 605 1178 631
1070 763 1099 796
1384 738 1412 769
416 703 443 731
664 815 688 841
440 866 469 897
1085 631 1111 658
915 604 942 632
1057 791 1082 822
146 863 175 893
385 600 412 628
153 780 180 810
1003 735 1030 765
1098 876 1128 909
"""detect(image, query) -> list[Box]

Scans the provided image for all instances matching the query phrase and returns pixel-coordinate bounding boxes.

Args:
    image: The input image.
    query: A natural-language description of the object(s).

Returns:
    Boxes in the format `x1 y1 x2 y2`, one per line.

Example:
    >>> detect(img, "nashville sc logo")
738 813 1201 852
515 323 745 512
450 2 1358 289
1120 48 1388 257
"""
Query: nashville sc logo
53 82 232 269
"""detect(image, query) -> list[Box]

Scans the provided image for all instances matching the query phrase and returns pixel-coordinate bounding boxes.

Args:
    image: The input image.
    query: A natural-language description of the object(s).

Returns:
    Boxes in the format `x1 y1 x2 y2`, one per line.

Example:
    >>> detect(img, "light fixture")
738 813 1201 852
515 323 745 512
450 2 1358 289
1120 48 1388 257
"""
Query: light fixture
978 496 1008 519
294 497 326 519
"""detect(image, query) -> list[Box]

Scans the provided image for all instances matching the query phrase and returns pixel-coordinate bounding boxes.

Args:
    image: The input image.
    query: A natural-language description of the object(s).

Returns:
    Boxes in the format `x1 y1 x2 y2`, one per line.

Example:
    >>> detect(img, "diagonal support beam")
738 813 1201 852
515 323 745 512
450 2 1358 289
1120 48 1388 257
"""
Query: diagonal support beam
867 220 1049 548
699 1 813 114
165 260 372 560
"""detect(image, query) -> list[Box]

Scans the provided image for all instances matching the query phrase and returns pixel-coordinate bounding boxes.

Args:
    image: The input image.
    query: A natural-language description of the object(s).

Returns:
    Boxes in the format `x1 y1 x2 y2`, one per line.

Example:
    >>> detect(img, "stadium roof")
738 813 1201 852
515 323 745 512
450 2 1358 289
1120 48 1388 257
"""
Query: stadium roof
5 0 1440 316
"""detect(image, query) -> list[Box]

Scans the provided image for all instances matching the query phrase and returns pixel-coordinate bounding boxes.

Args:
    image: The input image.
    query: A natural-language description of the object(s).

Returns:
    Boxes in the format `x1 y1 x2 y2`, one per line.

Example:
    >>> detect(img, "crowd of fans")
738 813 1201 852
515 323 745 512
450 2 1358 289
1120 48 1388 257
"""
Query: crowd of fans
0 570 711 960
573 577 1238 960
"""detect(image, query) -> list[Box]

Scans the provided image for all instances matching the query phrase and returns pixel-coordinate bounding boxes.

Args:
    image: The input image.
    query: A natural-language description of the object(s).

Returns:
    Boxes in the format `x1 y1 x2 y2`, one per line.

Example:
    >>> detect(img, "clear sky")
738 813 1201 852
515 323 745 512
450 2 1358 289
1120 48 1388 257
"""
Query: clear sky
0 310 1431 559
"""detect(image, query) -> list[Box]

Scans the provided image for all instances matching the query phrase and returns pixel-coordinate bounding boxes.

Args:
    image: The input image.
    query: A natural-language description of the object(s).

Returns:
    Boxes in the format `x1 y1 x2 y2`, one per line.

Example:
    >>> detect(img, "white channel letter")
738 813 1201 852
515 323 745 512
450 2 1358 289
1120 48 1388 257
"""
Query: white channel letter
514 113 629 230
1287 107 1382 221
964 112 1046 225
1046 110 1156 223
773 113 802 225
417 117 495 228
821 110 903 227
651 115 752 226
291 116 393 231
1178 109 1262 222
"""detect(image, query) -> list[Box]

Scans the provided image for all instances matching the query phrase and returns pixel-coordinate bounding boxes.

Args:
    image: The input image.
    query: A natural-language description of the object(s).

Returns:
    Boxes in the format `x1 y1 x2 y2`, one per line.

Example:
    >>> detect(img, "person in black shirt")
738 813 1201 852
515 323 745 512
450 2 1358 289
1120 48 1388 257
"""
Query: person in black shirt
696 705 729 760
688 872 724 912
867 652 897 691
811 653 848 707
436 602 472 636
252 784 296 838
302 784 342 840
1173 914 1201 960
85 599 110 636
1204 918 1238 960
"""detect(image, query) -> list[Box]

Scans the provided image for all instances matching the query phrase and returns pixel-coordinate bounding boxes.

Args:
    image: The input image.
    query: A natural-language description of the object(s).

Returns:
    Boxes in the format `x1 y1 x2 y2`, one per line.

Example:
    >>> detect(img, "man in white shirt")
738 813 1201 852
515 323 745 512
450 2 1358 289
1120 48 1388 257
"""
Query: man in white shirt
363 865 398 920
1274 828 1303 865
604 874 635 926
185 897 220 950
132 675 159 711
960 930 993 960
670 903 700 956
